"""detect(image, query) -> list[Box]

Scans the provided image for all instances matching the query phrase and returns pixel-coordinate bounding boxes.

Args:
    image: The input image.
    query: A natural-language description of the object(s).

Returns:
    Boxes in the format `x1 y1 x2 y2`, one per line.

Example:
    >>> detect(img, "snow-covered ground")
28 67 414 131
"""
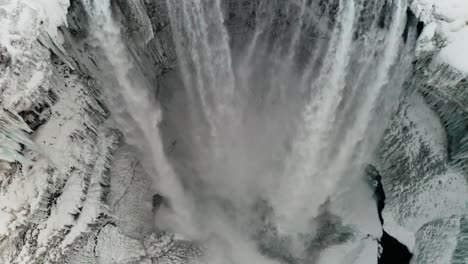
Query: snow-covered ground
378 92 468 262
411 0 468 73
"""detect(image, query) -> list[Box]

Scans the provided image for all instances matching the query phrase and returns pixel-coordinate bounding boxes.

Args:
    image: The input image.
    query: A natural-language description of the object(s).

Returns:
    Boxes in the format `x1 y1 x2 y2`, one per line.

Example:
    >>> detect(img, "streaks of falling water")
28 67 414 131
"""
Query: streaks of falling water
80 0 197 238
333 0 407 170
166 0 237 156
275 0 409 233
273 0 359 232
167 0 411 251
85 0 413 262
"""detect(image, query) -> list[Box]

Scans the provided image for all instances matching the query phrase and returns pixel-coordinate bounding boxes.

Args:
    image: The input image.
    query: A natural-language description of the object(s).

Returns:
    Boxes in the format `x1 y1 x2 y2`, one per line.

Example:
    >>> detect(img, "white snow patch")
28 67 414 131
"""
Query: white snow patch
383 160 467 251
21 0 69 44
0 0 70 112
411 0 468 24
95 225 146 264
25 71 45 90
402 93 448 164
410 217 462 264
381 93 468 251
412 0 468 73
0 159 53 239
437 26 468 73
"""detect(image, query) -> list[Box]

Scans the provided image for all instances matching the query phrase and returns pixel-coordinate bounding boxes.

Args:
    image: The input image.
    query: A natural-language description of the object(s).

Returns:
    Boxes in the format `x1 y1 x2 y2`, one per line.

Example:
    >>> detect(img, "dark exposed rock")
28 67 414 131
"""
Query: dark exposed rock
378 231 412 264
366 165 413 264
152 193 164 212
0 45 11 71
366 165 385 224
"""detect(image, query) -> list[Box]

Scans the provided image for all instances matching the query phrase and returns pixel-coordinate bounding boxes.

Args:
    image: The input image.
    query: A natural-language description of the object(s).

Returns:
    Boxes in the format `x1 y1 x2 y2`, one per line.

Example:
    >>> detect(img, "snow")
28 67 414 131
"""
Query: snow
433 1 468 22
405 93 448 158
22 0 70 44
0 0 70 112
0 158 50 239
410 217 462 264
382 167 467 251
411 0 468 23
0 109 35 164
0 53 118 262
107 146 154 239
25 71 45 90
437 27 468 73
411 0 468 73
0 0 199 262
0 211 14 237
95 225 146 264
379 92 468 252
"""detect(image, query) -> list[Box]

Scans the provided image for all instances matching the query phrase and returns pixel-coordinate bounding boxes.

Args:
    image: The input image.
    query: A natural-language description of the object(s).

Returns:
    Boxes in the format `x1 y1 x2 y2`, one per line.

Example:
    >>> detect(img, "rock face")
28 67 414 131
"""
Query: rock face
0 3 119 258
0 0 467 263
375 1 468 262
378 93 466 251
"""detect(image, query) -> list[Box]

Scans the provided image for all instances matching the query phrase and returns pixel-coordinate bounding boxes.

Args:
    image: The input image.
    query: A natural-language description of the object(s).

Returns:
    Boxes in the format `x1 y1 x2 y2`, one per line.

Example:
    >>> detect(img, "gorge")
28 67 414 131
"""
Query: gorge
0 0 467 263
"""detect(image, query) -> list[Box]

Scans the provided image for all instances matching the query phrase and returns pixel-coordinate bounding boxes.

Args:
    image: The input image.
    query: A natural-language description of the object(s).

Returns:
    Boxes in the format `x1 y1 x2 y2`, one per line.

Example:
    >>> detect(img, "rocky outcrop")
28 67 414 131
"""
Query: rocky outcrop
375 1 468 262
377 86 467 261
0 1 120 263
0 58 118 263
65 146 204 264
406 0 468 173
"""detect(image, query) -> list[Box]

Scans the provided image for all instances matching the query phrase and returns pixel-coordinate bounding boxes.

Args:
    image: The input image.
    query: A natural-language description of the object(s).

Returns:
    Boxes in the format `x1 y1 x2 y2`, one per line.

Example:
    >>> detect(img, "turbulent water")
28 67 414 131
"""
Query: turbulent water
83 0 416 263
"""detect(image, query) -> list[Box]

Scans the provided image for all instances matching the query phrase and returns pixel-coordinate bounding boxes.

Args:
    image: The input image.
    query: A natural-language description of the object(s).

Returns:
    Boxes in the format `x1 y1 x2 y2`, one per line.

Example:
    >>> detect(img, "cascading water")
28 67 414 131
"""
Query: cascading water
83 0 416 263
80 0 198 237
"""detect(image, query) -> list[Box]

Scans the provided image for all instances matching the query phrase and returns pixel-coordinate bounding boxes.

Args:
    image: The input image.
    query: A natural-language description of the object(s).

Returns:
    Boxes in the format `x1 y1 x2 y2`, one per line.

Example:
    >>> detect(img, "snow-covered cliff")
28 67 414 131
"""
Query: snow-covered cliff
377 0 468 263
0 2 121 263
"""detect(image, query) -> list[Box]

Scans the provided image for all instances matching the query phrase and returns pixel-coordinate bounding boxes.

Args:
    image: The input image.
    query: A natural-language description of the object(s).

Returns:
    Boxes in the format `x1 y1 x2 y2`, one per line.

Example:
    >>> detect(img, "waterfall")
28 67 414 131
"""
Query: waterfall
83 0 414 262
80 0 198 237
272 0 359 231
165 0 412 262
276 0 409 231
165 0 237 153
